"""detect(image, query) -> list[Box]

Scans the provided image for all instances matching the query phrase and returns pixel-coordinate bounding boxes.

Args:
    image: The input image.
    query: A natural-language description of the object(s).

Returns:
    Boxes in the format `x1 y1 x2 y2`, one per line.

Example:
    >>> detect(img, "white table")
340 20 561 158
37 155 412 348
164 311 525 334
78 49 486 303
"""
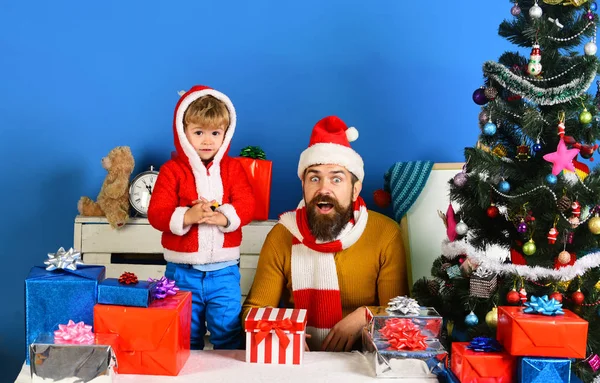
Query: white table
15 350 440 382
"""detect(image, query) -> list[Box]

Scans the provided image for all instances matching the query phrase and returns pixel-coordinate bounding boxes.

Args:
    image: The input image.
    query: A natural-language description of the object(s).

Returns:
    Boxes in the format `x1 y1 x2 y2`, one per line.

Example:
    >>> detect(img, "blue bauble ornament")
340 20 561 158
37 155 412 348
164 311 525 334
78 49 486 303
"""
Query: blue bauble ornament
483 122 497 136
592 2 598 11
465 311 479 327
533 143 542 152
546 174 557 185
498 180 511 193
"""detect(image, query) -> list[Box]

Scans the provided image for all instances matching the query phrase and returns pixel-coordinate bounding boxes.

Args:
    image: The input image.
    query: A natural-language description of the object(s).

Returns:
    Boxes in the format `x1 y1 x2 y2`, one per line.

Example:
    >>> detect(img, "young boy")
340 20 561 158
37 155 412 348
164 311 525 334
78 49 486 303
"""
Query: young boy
148 85 255 350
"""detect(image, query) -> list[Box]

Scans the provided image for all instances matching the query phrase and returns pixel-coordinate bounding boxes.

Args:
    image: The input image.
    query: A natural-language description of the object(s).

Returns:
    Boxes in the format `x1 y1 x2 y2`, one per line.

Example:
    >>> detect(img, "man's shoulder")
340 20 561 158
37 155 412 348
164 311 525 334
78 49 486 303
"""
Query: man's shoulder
366 210 400 230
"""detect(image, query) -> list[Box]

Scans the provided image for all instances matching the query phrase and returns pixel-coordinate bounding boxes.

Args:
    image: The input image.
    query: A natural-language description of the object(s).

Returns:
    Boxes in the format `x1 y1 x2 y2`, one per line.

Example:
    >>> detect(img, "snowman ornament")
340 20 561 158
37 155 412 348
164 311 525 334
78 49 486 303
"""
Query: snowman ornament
527 44 542 76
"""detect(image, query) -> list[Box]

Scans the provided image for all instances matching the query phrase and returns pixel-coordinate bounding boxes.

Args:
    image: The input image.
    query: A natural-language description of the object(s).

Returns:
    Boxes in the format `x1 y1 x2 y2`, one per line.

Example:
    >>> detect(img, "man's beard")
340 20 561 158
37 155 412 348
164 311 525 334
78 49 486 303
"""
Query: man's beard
306 194 354 242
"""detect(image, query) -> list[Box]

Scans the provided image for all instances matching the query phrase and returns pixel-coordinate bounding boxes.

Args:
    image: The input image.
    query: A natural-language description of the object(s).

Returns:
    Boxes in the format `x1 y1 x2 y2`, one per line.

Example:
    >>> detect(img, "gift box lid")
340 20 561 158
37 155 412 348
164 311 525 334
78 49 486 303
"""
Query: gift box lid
245 307 307 333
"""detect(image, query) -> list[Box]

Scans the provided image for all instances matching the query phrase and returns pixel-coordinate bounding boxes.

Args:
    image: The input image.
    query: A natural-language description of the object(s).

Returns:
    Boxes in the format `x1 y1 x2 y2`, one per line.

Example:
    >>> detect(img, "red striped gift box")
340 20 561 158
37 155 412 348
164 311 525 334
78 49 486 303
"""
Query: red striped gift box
245 307 307 365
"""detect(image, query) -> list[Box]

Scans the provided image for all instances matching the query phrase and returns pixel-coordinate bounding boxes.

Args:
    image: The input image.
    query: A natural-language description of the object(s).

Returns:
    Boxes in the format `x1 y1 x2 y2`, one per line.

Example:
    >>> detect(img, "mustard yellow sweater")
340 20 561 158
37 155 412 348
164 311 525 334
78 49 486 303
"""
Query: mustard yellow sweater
242 211 409 322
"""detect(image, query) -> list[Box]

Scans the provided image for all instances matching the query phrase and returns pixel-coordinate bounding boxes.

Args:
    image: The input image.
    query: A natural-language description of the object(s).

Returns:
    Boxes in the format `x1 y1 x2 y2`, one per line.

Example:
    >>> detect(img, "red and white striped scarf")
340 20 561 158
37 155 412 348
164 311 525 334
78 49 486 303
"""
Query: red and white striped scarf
278 197 368 350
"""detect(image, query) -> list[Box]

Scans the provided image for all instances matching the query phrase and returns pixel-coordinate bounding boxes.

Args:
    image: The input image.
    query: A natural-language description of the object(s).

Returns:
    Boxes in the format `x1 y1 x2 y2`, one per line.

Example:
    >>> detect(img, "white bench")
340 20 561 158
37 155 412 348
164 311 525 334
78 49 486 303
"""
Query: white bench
73 216 277 302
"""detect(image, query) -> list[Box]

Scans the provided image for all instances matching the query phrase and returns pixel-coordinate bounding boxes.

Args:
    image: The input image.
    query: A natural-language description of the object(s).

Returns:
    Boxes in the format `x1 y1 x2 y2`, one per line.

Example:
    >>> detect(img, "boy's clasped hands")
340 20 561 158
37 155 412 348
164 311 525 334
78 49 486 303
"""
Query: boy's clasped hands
183 197 228 227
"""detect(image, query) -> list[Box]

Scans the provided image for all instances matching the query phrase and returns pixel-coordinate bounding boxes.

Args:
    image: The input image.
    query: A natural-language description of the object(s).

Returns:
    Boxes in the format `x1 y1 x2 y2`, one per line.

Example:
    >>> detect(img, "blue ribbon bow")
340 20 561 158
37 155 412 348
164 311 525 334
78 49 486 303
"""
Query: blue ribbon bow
467 337 502 352
523 295 565 316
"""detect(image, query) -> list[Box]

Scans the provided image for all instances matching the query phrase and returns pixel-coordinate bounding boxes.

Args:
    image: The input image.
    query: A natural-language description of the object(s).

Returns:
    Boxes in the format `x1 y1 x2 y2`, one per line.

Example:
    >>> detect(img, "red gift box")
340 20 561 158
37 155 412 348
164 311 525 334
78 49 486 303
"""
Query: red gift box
93 291 192 375
237 157 272 220
451 342 516 383
497 306 588 358
245 307 307 365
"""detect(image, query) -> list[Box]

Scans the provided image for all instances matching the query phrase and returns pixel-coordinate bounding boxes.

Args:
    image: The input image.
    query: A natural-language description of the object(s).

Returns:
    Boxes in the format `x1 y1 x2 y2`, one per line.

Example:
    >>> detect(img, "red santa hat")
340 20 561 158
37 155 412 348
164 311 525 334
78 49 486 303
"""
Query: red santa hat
297 116 364 182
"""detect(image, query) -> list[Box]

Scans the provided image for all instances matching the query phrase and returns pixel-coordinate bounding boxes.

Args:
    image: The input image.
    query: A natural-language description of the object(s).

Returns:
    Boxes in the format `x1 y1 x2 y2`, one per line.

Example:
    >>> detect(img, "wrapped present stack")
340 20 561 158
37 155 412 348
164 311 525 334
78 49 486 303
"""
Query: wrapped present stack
25 248 106 364
25 248 193 379
244 307 307 365
94 275 191 376
362 296 448 379
448 295 589 382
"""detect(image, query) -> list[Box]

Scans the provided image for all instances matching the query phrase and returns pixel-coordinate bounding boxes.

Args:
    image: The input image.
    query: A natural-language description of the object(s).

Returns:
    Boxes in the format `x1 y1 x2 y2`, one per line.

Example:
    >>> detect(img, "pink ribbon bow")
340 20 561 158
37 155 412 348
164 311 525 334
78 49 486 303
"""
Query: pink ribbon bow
54 320 94 344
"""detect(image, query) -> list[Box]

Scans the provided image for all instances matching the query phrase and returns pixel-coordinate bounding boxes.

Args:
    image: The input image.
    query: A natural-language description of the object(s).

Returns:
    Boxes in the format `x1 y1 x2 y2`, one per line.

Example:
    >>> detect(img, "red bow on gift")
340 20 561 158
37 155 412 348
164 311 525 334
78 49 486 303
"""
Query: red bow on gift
254 318 294 349
380 318 427 351
119 272 138 285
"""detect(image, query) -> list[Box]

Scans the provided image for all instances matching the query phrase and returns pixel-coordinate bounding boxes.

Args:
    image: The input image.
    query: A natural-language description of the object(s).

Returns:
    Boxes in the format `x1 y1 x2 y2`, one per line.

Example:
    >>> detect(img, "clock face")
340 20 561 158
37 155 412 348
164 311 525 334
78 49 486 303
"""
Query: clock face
129 172 158 216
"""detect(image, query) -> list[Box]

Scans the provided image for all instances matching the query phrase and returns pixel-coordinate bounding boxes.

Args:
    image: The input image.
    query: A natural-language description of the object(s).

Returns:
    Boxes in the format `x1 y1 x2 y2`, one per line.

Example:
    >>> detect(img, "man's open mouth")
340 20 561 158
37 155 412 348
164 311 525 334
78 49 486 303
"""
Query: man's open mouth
316 202 334 213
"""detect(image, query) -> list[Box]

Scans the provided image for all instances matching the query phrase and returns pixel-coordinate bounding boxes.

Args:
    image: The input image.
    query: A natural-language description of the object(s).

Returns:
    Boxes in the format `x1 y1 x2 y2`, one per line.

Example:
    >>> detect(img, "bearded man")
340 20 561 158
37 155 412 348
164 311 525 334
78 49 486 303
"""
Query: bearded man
242 116 409 352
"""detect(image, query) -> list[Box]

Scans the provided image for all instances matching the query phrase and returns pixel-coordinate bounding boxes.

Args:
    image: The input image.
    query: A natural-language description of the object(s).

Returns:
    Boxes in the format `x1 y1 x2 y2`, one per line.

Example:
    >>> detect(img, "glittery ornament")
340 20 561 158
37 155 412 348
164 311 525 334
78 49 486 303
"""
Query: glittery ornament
588 354 600 372
511 3 522 16
595 280 600 290
485 307 498 329
484 87 498 100
586 11 595 21
557 196 572 212
558 250 571 264
465 311 479 327
549 291 563 303
492 144 508 157
446 265 461 279
483 122 497 135
453 172 468 187
557 280 572 290
478 110 489 124
523 239 537 255
506 289 521 304
569 216 580 228
572 289 585 305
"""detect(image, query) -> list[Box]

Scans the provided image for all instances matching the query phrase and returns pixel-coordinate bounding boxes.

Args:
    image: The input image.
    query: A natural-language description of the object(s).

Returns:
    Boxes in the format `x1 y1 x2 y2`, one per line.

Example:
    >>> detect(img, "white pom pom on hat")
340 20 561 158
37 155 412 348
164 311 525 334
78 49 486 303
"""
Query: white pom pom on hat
297 116 364 182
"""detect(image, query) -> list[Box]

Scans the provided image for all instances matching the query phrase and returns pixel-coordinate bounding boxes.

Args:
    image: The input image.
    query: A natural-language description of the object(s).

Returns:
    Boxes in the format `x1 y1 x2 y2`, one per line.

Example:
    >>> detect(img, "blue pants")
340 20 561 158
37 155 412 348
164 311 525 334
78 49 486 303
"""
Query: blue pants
165 263 242 350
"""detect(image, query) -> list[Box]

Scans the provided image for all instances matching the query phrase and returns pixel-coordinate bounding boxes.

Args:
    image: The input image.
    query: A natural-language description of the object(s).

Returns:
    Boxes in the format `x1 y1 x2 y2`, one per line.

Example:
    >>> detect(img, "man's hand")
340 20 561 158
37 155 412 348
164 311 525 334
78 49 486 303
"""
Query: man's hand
321 307 366 352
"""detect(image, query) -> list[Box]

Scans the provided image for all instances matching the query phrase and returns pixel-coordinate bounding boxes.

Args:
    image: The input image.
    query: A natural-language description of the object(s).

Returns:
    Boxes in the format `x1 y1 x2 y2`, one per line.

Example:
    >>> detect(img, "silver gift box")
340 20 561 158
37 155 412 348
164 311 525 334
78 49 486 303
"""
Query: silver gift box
362 327 447 379
30 333 117 383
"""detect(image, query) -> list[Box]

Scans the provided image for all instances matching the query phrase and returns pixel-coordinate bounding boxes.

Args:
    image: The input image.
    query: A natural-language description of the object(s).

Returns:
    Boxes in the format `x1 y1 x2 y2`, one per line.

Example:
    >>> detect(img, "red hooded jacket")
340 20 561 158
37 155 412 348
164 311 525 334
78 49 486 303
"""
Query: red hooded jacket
148 85 255 265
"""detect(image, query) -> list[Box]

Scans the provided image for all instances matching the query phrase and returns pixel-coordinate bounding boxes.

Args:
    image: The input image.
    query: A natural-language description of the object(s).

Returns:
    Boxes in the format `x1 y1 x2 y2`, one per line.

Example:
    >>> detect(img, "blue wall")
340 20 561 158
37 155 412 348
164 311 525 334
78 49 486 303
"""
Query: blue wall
1 1 516 379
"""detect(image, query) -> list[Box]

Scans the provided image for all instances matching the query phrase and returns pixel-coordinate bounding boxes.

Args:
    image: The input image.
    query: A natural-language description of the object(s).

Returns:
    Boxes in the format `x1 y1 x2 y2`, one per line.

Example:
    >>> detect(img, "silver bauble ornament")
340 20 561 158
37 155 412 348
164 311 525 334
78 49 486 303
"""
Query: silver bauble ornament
529 3 543 19
455 220 469 236
585 42 598 56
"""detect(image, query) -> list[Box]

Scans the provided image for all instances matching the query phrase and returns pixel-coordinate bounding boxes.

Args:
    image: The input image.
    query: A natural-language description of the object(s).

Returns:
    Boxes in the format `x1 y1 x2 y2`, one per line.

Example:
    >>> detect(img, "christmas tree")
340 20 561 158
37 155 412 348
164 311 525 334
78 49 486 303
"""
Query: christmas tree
411 1 600 381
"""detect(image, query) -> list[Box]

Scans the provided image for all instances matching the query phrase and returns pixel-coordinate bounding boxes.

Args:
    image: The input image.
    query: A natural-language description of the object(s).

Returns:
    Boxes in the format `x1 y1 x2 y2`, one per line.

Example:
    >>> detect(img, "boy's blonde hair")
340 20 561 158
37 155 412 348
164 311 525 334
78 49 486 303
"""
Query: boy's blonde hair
184 95 230 130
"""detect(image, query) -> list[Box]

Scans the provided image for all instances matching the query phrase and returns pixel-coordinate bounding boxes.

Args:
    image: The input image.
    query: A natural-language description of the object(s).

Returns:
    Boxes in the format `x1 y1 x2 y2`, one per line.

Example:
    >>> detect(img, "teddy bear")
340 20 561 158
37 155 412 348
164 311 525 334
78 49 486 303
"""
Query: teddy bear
78 146 135 229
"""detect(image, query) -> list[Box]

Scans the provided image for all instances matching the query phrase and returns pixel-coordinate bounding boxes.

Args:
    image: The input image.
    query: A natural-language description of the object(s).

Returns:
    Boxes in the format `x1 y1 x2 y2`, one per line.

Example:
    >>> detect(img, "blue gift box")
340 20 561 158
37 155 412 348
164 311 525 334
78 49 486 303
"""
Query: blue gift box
25 265 105 364
97 278 156 307
518 356 571 383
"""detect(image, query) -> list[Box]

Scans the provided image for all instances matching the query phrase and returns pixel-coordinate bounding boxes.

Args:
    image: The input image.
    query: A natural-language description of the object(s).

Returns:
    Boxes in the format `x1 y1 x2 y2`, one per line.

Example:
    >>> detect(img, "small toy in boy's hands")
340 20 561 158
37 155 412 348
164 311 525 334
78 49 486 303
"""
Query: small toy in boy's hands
186 200 220 211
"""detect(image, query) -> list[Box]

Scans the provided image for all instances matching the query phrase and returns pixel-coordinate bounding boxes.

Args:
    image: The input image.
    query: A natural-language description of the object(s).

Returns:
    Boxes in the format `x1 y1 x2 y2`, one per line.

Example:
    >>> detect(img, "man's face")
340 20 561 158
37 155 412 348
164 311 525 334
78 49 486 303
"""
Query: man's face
302 164 362 241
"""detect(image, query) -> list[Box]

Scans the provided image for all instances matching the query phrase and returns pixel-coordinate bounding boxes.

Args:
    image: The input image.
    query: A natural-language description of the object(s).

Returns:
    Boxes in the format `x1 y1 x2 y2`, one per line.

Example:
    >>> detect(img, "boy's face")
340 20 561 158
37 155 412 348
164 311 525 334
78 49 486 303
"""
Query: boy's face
185 122 226 162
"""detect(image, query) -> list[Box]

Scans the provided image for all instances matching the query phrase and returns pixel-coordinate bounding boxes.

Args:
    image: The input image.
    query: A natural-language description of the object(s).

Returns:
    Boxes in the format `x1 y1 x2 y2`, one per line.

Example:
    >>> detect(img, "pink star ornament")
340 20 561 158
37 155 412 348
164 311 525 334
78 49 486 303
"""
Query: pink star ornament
543 139 580 176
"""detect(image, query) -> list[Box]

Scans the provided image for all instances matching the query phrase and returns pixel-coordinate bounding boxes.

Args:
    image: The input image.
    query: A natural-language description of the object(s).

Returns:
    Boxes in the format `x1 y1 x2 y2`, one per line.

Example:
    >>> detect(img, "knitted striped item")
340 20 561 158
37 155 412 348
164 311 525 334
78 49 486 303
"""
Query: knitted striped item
383 161 434 222
278 197 368 349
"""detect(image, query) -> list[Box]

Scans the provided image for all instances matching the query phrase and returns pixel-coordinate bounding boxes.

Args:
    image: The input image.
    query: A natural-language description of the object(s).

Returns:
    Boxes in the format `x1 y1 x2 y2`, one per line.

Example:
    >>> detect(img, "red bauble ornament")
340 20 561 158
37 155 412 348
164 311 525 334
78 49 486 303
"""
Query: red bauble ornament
549 291 563 303
572 290 585 305
373 189 391 208
487 205 500 218
506 289 521 304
